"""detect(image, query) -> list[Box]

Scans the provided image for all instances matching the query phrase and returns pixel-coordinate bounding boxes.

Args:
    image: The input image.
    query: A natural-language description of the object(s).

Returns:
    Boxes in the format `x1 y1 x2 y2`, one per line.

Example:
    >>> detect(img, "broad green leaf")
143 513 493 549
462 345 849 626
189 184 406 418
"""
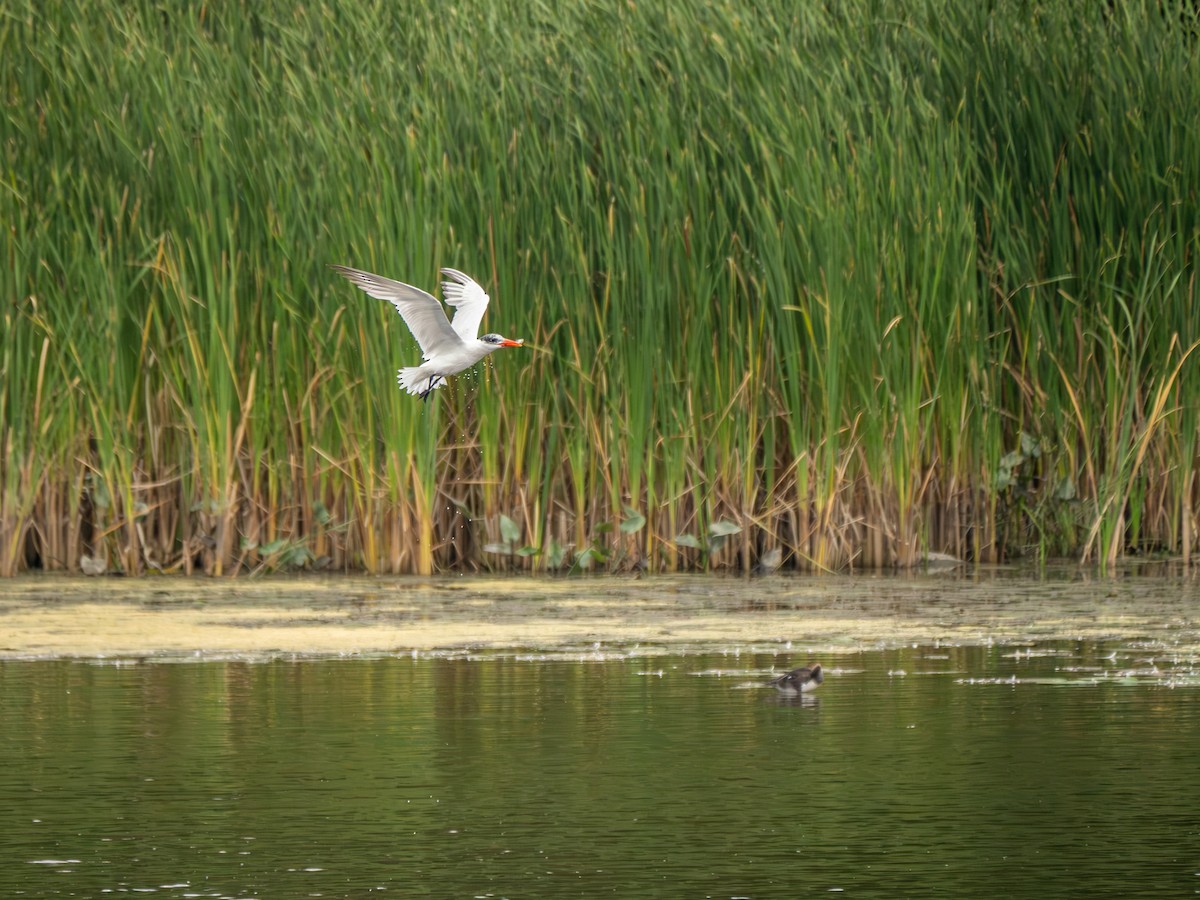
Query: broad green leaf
285 545 314 567
499 514 521 545
1054 476 1077 501
999 449 1024 470
620 512 646 534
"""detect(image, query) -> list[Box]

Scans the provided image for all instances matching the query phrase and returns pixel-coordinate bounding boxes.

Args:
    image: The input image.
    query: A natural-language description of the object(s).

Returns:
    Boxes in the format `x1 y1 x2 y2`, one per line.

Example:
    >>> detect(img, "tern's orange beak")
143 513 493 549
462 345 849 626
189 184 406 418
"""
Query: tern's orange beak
501 338 525 348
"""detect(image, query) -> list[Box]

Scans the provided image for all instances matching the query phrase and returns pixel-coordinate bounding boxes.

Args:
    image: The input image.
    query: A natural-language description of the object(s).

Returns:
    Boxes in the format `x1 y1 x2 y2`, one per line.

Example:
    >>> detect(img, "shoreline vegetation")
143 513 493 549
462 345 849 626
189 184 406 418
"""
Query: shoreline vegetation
3 1 1199 577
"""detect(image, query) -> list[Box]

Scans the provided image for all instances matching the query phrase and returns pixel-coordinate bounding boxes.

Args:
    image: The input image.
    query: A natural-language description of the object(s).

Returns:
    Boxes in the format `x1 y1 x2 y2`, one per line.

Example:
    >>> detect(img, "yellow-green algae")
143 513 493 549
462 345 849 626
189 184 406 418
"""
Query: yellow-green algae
1 570 1196 660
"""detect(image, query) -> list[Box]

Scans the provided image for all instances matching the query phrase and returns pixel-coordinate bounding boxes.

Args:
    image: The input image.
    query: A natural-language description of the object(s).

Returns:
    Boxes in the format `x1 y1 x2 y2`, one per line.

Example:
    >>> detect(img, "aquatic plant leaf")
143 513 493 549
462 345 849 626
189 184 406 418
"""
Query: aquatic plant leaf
620 511 646 534
483 542 513 555
516 545 539 557
499 514 521 544
285 545 315 567
999 449 1025 470
545 541 567 568
575 545 608 569
1054 475 1077 501
708 533 733 553
674 533 703 549
708 520 742 537
1019 431 1040 458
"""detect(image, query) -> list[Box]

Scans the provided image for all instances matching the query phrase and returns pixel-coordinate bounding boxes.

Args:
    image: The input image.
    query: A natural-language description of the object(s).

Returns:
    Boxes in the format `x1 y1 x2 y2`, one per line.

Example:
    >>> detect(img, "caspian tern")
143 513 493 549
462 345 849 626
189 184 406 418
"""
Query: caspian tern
331 265 524 399
767 663 824 693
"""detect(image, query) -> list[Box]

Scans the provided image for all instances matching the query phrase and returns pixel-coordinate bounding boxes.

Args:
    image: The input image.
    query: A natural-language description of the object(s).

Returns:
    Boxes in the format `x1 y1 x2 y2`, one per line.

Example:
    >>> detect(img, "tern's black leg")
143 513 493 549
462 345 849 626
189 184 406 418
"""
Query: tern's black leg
420 375 443 402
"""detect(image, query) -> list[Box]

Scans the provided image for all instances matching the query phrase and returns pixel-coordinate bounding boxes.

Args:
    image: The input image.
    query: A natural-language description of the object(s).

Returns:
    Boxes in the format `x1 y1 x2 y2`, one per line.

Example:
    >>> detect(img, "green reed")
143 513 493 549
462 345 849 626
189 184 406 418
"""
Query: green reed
3 0 1199 575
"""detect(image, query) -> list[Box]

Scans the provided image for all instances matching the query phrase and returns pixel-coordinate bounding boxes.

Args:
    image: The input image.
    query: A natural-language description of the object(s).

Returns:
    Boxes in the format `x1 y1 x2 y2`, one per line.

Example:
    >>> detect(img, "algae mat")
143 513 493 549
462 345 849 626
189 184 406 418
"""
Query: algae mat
0 569 1197 660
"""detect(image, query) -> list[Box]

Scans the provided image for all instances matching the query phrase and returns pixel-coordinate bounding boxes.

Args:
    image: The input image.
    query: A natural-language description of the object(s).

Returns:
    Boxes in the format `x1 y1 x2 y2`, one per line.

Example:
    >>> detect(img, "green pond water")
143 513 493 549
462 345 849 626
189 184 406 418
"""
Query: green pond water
1 641 1197 898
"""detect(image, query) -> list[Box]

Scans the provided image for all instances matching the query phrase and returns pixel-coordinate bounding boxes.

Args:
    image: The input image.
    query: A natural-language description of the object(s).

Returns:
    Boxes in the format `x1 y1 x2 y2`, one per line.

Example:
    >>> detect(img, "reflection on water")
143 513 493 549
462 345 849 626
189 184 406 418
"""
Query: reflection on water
1 644 1197 898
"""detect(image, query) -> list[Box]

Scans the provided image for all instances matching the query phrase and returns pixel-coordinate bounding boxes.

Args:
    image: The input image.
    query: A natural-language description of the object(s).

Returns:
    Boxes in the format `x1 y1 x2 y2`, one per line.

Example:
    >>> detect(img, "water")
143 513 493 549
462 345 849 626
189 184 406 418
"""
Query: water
1 644 1197 898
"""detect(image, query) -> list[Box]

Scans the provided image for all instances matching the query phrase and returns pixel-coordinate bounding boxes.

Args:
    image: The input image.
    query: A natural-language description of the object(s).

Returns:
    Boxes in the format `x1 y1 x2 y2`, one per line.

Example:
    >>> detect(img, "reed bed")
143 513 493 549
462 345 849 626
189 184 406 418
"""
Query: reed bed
3 0 1199 575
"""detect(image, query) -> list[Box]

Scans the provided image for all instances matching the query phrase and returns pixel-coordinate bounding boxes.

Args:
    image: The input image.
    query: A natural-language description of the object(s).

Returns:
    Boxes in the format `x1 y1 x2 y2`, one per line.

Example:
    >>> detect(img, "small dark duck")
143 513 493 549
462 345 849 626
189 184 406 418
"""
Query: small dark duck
768 663 824 693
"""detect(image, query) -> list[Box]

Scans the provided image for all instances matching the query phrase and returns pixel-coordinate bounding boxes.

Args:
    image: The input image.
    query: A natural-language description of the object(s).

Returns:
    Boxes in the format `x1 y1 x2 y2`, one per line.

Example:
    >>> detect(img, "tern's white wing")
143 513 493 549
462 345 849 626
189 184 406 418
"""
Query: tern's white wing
440 268 491 342
331 266 462 359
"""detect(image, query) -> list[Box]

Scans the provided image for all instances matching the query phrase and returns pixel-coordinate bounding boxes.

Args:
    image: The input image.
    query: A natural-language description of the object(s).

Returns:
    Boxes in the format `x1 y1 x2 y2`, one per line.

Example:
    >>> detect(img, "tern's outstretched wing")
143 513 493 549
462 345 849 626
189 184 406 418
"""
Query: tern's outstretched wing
331 266 462 359
439 268 491 342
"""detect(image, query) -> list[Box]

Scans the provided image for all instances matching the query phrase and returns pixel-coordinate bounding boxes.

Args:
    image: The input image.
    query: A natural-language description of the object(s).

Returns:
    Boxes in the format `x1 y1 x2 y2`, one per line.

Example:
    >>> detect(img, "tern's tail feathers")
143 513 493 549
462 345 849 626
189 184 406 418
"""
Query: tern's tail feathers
398 367 446 396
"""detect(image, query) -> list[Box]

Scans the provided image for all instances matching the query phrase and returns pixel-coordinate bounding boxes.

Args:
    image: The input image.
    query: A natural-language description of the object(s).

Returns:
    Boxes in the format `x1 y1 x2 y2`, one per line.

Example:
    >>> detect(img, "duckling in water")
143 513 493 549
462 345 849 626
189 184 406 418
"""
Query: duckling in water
767 663 824 693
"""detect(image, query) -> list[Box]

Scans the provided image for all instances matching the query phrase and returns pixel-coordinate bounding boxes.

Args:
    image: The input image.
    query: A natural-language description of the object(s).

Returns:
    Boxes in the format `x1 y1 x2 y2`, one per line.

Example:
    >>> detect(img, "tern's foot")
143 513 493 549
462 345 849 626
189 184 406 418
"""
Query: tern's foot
420 375 443 401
